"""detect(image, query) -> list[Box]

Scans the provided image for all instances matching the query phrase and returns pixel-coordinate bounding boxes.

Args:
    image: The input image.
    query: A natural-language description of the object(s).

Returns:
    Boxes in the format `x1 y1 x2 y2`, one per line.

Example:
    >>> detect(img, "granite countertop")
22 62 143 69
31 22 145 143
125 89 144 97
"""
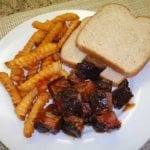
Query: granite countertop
0 0 71 17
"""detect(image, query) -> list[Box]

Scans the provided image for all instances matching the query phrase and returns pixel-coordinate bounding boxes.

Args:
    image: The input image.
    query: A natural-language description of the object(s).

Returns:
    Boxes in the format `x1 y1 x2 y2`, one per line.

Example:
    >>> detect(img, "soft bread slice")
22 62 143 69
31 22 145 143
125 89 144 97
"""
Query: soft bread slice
61 16 106 68
61 16 125 86
77 4 150 76
100 67 125 86
61 17 90 66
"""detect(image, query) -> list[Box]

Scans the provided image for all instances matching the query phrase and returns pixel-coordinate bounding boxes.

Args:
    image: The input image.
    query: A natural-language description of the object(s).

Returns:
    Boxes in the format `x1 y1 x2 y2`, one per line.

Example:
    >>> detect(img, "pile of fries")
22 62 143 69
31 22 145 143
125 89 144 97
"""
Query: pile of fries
0 13 80 138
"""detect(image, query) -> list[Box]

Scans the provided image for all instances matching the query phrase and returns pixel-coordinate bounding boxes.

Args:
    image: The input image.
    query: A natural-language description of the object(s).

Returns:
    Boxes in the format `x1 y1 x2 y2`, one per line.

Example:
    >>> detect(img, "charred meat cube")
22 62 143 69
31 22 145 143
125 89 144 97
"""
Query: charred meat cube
34 105 62 134
45 103 62 116
90 90 112 114
74 80 96 102
34 121 50 133
92 111 121 132
95 77 112 92
112 79 133 109
34 110 50 133
48 77 71 98
62 115 84 137
68 70 83 85
55 88 82 116
76 60 103 81
81 102 92 124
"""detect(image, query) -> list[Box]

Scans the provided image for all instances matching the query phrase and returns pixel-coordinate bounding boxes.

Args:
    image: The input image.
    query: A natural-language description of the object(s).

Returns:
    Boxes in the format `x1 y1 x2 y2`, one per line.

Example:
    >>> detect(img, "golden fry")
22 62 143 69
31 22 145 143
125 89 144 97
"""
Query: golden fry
53 13 79 22
7 43 58 68
58 20 80 48
10 65 25 84
42 53 60 69
41 55 53 69
6 30 46 83
5 51 25 69
40 22 64 46
23 92 50 137
53 23 68 42
36 80 48 93
19 91 28 98
52 53 60 61
0 72 22 105
18 62 62 92
22 30 47 53
32 20 54 31
33 30 47 46
26 62 40 79
15 88 38 120
32 13 79 31
5 51 26 84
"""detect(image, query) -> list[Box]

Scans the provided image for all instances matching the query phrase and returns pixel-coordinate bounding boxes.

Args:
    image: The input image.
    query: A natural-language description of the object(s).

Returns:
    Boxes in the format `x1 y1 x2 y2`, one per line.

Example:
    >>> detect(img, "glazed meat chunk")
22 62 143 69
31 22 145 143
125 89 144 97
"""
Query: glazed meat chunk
62 115 84 137
34 104 62 134
90 90 112 114
92 111 121 132
112 79 133 109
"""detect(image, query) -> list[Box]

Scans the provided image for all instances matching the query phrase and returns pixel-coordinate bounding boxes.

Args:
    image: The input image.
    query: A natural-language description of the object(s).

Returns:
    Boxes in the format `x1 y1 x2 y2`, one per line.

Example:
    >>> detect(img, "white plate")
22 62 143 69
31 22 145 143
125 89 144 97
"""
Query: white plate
0 9 150 150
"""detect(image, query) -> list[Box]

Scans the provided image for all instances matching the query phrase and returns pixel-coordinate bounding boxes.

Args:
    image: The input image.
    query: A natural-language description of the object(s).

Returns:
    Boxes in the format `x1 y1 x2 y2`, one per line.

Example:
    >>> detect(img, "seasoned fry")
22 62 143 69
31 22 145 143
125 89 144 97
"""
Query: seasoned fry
22 30 47 53
53 13 79 22
58 20 80 48
32 20 54 31
26 62 40 79
32 13 79 31
23 92 50 137
36 79 49 93
41 55 53 69
15 88 38 120
53 23 68 42
40 22 64 46
52 53 60 61
20 91 28 98
5 52 26 84
10 65 25 84
42 53 60 69
7 30 46 84
18 62 62 91
7 43 58 68
33 30 47 46
0 72 22 105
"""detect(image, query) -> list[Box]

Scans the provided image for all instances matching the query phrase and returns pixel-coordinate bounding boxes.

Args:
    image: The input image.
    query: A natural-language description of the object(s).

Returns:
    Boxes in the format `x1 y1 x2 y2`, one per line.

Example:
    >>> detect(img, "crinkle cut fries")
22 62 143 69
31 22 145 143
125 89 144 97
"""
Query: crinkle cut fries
0 12 80 138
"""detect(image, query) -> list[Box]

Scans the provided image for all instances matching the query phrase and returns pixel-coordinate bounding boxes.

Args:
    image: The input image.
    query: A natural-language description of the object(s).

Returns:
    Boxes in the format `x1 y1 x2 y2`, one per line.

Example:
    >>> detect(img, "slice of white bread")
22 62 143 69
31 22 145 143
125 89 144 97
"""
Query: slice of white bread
100 67 125 86
61 17 90 66
61 16 107 68
61 16 125 86
77 4 150 77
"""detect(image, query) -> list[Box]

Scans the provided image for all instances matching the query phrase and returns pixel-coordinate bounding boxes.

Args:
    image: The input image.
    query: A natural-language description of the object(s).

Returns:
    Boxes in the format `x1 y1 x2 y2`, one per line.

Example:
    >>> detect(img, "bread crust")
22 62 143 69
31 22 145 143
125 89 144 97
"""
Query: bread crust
77 3 150 77
60 56 76 68
77 42 150 77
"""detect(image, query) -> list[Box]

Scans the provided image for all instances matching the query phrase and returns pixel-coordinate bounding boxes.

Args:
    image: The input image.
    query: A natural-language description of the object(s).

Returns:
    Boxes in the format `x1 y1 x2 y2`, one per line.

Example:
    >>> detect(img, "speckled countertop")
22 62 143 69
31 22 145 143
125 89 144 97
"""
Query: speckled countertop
0 0 71 17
